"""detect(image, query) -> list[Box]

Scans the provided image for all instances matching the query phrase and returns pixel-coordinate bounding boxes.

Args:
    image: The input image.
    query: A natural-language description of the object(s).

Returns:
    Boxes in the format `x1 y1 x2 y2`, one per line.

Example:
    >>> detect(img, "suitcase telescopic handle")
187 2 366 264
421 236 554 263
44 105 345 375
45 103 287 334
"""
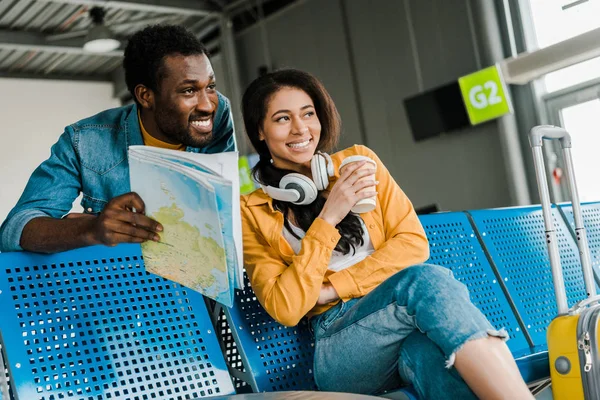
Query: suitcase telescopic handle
530 125 572 148
570 295 600 315
529 125 595 315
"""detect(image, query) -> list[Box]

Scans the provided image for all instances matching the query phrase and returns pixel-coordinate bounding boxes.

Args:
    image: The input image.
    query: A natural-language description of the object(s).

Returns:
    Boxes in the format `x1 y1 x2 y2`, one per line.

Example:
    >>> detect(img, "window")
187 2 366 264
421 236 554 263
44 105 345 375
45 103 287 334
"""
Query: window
526 0 600 92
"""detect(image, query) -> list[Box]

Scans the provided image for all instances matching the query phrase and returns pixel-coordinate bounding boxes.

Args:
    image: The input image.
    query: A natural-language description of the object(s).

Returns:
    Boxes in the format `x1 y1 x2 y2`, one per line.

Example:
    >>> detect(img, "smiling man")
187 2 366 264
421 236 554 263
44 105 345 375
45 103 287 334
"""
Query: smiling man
0 25 236 253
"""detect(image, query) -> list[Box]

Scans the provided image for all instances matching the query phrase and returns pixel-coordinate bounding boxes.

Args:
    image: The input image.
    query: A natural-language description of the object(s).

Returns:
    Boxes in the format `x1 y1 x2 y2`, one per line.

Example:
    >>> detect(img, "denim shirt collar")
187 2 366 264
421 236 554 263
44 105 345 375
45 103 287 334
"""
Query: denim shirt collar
124 103 144 148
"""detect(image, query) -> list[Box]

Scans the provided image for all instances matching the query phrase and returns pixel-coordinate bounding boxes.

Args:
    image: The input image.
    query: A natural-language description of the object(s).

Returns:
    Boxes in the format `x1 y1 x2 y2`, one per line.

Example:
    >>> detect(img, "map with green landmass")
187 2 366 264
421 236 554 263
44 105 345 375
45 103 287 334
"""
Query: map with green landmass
129 154 232 306
143 202 226 291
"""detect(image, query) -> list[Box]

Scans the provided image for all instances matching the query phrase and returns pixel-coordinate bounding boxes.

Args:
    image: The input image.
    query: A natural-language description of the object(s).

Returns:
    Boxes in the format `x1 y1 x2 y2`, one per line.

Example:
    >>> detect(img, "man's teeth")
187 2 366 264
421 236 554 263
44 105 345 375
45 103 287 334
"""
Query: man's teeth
191 120 211 127
287 139 310 148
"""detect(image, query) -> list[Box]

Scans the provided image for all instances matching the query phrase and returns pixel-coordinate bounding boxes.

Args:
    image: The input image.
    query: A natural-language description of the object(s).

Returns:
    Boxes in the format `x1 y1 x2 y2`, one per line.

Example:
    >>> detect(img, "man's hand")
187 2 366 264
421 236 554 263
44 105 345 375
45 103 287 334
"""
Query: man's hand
87 192 163 246
317 283 340 305
20 192 163 253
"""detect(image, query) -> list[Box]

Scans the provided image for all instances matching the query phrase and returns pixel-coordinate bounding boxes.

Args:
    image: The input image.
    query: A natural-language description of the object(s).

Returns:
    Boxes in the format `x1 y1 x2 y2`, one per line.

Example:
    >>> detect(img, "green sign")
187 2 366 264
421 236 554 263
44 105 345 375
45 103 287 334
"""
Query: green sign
458 65 512 125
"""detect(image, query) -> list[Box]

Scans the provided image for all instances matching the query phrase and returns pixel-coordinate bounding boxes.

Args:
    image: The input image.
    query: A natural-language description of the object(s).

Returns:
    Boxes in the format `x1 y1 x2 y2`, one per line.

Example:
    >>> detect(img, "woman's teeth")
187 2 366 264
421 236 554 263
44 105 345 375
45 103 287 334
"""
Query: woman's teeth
287 139 311 148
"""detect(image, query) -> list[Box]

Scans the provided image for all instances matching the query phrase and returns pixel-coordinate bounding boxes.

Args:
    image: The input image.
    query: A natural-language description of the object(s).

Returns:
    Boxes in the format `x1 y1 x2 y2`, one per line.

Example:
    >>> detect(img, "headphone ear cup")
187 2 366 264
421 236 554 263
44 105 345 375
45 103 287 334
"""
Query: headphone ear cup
311 153 330 191
280 173 318 205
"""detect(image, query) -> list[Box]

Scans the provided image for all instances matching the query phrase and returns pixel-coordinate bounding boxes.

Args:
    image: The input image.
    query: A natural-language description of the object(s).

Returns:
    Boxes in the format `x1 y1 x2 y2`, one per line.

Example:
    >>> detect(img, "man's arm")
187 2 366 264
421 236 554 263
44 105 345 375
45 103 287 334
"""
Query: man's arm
0 128 162 253
20 193 163 254
21 216 98 253
0 127 83 252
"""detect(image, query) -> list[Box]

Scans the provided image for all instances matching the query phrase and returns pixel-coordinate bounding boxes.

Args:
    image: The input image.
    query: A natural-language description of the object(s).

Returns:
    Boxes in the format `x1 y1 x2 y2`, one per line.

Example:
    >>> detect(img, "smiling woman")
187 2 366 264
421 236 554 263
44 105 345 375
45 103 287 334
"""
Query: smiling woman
259 87 322 174
238 69 534 400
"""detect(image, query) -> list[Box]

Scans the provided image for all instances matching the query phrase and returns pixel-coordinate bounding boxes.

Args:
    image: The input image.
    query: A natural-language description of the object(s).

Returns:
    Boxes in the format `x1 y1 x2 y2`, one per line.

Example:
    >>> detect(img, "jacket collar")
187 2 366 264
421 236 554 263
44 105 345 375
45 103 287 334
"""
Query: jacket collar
246 188 276 212
124 103 144 147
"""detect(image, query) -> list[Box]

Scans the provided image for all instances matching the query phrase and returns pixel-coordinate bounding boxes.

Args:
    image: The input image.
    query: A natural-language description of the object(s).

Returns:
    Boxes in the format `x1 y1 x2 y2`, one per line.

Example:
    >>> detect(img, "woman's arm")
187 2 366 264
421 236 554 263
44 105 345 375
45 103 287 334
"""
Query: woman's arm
242 204 340 326
328 146 430 301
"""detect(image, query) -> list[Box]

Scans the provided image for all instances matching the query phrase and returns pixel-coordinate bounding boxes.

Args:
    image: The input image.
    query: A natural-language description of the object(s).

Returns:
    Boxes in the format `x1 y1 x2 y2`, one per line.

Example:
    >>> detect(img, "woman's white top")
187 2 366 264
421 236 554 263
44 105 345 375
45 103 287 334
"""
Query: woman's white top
282 217 375 272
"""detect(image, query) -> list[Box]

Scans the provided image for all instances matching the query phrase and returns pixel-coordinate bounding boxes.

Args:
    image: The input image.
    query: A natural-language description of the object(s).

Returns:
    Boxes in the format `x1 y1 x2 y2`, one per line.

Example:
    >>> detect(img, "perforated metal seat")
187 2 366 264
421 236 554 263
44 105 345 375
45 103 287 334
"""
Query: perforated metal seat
419 212 530 357
469 205 593 352
216 272 316 393
0 344 9 400
0 244 234 400
558 201 600 287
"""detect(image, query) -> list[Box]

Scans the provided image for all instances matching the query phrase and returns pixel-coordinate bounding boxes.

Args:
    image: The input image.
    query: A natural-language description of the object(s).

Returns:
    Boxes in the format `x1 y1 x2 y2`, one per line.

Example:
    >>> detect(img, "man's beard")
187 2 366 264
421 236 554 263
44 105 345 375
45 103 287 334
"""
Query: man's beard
155 107 214 148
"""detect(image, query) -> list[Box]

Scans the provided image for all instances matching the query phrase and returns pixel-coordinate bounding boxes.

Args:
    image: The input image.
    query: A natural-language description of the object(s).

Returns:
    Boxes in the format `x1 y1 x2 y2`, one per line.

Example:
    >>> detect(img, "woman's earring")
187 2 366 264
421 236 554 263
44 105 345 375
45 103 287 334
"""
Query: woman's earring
270 159 274 164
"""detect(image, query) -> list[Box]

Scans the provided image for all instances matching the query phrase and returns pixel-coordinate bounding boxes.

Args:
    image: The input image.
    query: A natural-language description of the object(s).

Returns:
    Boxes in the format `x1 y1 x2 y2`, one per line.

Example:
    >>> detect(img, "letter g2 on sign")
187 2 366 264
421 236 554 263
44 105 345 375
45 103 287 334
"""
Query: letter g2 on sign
459 65 512 125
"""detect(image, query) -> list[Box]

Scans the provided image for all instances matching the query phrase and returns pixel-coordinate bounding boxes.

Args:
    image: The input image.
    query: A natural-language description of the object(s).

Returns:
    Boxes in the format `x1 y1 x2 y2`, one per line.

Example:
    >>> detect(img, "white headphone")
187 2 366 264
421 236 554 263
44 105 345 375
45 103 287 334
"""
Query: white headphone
261 151 334 205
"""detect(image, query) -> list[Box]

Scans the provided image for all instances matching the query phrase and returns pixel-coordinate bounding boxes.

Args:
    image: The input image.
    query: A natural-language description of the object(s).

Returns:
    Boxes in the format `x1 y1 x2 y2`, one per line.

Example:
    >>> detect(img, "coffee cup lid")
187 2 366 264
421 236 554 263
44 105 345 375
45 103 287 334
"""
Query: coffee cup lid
340 155 376 168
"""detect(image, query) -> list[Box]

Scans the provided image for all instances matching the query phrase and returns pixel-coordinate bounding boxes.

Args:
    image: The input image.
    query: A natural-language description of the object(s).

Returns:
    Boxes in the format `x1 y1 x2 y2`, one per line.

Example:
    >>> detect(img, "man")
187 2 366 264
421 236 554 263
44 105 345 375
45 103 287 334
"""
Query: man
0 24 236 253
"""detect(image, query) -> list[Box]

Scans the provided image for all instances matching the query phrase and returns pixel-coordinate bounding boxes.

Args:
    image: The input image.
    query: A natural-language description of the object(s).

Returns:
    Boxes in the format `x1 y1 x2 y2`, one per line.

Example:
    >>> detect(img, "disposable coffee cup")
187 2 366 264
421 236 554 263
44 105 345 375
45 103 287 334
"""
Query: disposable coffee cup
339 155 377 213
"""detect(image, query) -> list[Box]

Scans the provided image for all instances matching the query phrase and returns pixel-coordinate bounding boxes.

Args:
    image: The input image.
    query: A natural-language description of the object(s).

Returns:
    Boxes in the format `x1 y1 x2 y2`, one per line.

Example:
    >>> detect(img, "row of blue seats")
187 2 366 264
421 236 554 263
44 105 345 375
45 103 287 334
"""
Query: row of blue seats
220 202 600 397
1 202 599 399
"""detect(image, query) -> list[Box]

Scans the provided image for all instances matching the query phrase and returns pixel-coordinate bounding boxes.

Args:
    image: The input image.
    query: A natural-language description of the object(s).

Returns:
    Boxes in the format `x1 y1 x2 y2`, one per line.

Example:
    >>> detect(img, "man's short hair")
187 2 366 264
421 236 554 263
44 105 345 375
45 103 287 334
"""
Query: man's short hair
123 24 209 103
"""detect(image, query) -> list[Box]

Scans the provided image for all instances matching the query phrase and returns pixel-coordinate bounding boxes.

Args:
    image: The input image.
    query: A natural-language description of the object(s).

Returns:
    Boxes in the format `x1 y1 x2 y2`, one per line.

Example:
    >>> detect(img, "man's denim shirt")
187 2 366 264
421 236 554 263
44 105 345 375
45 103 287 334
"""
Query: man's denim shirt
0 91 236 252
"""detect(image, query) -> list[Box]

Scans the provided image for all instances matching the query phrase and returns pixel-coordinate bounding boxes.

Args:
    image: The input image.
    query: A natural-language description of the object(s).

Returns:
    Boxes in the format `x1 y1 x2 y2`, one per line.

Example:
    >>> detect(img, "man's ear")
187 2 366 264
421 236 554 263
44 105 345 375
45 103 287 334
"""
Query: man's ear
135 85 154 109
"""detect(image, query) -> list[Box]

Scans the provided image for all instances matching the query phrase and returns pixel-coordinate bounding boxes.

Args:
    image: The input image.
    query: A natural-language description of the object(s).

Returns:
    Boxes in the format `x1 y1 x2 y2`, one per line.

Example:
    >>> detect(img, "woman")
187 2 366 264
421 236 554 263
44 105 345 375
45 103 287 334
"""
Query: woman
240 69 532 400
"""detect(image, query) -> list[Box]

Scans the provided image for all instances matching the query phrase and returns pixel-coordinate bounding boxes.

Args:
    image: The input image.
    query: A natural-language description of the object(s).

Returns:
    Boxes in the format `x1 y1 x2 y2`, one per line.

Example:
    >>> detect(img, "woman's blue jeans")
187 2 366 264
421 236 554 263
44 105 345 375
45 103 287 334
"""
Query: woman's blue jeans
309 264 508 399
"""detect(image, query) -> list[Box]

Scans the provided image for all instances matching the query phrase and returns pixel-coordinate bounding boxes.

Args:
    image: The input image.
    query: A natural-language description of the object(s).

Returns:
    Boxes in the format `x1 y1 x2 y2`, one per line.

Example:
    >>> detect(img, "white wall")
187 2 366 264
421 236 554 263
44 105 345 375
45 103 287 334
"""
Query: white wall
0 78 120 224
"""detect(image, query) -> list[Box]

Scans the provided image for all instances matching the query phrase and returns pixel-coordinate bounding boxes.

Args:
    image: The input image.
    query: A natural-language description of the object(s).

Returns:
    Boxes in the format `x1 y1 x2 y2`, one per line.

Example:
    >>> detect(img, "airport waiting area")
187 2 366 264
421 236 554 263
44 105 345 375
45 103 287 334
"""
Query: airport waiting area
3 0 600 399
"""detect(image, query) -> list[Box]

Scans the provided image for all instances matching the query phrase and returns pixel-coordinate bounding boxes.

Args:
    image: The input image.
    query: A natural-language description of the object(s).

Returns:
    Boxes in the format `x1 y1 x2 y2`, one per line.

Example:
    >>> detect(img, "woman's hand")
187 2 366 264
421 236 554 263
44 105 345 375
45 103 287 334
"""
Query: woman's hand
317 160 377 226
317 283 340 305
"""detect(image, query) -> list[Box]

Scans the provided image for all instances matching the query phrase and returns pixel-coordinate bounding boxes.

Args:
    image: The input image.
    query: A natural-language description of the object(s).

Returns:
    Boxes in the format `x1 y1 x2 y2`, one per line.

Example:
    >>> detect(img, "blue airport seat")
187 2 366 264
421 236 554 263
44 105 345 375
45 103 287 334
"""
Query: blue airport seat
468 205 591 353
419 212 531 358
0 344 7 400
515 352 552 384
557 201 600 286
420 212 549 382
220 271 317 393
0 244 235 400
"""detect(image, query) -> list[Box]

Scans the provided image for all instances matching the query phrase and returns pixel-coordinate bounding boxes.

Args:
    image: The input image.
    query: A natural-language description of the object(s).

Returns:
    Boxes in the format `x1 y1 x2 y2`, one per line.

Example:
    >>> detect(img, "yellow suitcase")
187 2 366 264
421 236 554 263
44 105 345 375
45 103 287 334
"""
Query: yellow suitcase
530 125 600 399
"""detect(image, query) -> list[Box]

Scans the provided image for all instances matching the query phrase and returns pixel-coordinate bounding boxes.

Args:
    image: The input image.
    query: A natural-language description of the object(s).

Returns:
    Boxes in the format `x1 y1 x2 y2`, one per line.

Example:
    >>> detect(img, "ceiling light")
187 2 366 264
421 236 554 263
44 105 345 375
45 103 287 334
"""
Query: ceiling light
83 7 120 53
